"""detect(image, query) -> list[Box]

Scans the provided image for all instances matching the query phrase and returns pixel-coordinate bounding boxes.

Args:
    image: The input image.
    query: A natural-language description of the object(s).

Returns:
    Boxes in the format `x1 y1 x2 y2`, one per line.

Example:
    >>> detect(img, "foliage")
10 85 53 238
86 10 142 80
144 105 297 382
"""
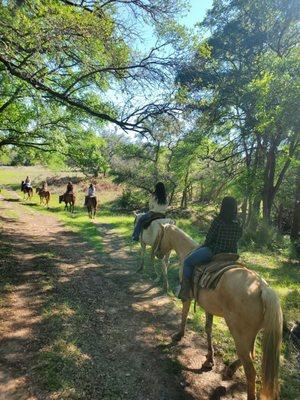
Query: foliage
67 131 108 177
0 0 187 145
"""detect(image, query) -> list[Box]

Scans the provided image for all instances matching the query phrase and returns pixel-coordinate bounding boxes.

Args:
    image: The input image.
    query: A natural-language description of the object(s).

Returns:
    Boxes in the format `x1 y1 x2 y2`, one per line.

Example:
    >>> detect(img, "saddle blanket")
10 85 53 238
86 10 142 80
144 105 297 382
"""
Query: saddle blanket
142 212 166 230
193 258 246 294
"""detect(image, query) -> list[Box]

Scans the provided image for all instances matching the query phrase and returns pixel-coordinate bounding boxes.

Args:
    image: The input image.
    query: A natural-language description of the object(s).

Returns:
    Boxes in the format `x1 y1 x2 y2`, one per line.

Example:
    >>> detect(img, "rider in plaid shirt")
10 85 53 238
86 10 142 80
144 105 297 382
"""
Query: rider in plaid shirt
179 196 243 301
204 215 243 255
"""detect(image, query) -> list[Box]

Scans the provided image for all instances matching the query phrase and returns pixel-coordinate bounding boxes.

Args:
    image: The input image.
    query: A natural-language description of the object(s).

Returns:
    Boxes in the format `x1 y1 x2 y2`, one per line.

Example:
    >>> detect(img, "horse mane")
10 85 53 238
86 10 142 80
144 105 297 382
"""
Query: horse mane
166 224 198 246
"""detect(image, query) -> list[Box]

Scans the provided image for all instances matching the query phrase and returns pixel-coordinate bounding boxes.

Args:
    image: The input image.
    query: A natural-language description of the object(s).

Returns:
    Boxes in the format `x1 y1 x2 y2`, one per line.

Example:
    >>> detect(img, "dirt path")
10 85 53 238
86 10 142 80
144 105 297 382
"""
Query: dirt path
0 192 247 400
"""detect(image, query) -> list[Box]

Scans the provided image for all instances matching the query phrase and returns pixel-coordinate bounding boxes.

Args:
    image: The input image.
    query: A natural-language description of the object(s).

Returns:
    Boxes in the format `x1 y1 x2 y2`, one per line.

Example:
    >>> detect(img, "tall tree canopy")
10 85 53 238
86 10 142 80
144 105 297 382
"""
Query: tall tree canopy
176 0 300 222
0 0 187 150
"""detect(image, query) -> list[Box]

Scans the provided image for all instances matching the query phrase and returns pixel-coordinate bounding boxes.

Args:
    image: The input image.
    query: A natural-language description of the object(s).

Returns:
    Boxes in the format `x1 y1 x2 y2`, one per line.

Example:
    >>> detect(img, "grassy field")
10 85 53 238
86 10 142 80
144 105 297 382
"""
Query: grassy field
0 166 299 399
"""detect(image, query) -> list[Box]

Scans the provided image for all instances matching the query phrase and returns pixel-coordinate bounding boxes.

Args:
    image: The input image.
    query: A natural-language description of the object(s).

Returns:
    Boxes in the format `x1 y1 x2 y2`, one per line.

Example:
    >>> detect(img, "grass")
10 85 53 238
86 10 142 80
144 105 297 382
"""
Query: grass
0 166 299 399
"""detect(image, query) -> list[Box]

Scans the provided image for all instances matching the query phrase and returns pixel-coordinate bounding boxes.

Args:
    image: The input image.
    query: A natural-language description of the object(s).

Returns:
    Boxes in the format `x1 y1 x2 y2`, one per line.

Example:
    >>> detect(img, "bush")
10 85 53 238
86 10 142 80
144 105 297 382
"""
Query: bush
241 220 284 251
113 188 146 211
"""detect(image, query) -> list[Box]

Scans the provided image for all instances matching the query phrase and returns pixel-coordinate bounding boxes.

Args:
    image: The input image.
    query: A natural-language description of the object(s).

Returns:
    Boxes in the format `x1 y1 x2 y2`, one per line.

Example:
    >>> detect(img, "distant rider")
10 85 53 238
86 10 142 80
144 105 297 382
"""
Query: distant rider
85 183 96 205
24 176 32 188
66 181 73 194
41 181 48 191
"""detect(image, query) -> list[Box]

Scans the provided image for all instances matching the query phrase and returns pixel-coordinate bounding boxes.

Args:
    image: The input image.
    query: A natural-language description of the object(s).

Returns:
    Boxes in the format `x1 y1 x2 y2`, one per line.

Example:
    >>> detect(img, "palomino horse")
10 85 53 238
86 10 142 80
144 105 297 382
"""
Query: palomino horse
153 224 282 400
36 187 50 208
59 193 75 213
21 181 33 200
86 196 97 219
133 212 175 291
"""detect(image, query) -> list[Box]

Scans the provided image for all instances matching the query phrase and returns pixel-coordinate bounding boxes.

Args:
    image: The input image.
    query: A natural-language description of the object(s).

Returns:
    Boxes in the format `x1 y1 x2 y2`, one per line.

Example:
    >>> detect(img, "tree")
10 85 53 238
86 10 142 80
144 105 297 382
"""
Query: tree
176 0 300 224
0 0 187 143
67 131 109 177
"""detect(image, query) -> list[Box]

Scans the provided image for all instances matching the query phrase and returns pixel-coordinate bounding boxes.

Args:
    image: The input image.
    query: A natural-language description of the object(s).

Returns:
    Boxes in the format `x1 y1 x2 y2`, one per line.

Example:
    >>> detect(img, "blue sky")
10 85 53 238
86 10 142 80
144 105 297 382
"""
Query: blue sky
181 0 213 27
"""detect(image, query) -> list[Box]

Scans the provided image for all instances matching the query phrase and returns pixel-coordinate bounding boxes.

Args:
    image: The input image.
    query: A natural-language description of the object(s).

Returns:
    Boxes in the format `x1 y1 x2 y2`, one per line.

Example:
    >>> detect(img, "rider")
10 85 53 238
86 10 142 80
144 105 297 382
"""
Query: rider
41 181 48 191
132 182 168 241
66 181 73 194
179 196 243 301
24 176 32 188
85 183 96 205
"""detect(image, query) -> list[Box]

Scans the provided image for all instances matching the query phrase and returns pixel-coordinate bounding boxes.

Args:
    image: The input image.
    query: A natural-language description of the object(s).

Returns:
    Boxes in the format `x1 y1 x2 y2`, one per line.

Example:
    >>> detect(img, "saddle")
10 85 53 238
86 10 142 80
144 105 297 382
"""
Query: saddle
141 212 166 230
192 253 245 297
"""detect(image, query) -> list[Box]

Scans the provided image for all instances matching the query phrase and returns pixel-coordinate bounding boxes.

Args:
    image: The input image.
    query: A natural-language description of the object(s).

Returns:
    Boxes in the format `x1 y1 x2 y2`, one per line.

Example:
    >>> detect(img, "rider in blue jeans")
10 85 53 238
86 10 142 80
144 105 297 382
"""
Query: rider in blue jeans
179 197 243 301
132 182 168 241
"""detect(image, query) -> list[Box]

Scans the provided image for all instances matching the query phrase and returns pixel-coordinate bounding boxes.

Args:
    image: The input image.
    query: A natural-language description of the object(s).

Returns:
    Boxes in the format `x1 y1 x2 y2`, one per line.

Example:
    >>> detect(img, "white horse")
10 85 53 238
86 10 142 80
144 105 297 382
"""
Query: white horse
153 223 282 400
133 212 174 291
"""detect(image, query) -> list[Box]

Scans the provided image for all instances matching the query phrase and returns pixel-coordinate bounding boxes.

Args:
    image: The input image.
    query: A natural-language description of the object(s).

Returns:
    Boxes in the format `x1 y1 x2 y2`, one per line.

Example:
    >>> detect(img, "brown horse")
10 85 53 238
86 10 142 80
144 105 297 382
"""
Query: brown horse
59 193 75 213
21 181 33 200
153 224 282 400
85 196 97 219
36 187 50 208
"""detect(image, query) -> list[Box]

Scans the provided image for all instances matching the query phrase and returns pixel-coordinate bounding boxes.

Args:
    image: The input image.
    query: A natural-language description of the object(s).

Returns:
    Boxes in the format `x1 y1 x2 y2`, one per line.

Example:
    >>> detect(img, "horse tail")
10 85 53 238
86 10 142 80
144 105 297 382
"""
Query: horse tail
260 284 282 400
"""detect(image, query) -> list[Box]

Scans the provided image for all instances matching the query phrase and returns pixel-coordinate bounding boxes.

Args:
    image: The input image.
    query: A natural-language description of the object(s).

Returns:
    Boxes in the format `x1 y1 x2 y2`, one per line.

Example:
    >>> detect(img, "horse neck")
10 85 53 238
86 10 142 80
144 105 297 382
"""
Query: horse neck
167 227 198 262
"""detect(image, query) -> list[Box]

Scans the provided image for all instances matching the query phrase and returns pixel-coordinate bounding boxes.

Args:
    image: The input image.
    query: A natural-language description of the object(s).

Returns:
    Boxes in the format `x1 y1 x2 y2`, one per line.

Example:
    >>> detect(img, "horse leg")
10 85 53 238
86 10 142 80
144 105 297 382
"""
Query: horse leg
226 319 256 400
172 300 191 342
137 242 146 272
223 358 242 380
151 249 160 283
202 312 214 369
161 253 170 292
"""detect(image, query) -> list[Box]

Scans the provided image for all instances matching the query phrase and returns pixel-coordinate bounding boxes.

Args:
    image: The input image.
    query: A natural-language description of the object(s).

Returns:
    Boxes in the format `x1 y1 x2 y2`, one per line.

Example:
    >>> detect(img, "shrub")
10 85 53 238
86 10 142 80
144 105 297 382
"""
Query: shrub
114 188 146 211
241 220 284 251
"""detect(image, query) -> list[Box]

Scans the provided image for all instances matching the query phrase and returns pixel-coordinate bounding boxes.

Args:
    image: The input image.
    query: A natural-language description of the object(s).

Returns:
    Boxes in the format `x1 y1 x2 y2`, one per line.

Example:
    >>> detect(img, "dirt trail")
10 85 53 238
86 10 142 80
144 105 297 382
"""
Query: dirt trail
0 192 246 400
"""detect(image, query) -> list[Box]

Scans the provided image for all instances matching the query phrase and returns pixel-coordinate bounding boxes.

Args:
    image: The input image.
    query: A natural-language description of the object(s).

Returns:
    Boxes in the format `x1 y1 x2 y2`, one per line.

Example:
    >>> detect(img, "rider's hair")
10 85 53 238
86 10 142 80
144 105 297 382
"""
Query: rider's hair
219 196 238 223
153 182 167 205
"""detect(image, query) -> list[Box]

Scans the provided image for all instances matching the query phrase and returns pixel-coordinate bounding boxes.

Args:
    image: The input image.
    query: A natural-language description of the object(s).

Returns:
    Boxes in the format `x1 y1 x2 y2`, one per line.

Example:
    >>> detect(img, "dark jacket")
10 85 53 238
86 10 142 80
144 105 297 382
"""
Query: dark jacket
204 216 243 255
66 183 73 193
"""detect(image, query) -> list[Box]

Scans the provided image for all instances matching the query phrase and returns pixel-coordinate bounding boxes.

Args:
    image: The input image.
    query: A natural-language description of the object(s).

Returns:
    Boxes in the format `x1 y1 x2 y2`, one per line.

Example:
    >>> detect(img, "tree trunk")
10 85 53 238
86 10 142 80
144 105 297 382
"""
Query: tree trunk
291 165 300 255
241 197 248 225
248 194 261 230
180 188 187 209
180 162 190 209
262 139 276 223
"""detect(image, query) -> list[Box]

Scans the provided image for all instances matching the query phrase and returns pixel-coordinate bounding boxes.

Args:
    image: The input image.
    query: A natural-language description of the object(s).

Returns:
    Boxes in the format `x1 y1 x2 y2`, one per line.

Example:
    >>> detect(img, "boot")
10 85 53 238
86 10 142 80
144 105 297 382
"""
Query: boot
178 276 193 301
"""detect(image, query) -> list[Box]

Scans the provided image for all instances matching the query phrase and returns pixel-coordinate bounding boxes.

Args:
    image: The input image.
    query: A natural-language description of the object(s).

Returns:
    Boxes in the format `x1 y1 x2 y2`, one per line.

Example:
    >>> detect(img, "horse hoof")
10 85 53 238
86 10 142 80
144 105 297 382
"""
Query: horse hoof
223 366 234 380
172 331 184 342
202 359 214 370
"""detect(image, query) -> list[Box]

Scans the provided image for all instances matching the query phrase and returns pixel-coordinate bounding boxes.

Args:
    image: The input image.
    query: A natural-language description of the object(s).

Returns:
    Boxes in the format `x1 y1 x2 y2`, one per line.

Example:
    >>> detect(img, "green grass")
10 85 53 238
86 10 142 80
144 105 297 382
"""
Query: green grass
0 166 299 399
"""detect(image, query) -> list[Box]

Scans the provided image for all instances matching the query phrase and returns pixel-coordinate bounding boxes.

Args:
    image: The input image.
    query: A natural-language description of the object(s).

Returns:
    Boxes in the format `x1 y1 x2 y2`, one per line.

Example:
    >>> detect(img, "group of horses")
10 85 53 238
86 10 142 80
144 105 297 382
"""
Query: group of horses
20 181 97 218
134 213 283 400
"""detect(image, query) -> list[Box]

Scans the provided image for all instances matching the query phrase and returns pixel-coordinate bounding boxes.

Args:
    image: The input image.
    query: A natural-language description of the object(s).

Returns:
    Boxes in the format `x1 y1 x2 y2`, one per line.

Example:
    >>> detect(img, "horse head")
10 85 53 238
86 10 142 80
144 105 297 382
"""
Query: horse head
59 195 63 203
133 211 143 227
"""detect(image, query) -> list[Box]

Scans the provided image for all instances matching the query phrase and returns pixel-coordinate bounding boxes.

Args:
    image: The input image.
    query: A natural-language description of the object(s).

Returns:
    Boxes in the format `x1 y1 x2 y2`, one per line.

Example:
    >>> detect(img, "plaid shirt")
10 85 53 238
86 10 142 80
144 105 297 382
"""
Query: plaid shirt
204 216 243 255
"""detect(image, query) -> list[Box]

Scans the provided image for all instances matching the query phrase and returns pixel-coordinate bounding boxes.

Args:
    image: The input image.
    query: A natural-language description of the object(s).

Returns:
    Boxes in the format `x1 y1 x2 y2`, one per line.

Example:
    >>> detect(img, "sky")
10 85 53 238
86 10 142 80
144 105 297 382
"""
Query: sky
107 0 214 139
181 0 213 28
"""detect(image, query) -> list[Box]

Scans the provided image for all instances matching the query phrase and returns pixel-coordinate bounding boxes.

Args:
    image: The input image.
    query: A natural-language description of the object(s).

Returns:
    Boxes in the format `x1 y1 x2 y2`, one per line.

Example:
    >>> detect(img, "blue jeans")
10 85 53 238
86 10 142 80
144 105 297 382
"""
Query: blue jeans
183 246 213 279
132 212 151 241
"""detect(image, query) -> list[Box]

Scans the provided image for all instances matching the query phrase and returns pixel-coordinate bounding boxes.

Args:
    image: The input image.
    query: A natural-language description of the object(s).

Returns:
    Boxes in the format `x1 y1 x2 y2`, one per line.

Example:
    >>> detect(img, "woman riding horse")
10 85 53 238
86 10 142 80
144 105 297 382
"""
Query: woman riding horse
132 182 168 241
85 183 97 218
179 196 243 300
